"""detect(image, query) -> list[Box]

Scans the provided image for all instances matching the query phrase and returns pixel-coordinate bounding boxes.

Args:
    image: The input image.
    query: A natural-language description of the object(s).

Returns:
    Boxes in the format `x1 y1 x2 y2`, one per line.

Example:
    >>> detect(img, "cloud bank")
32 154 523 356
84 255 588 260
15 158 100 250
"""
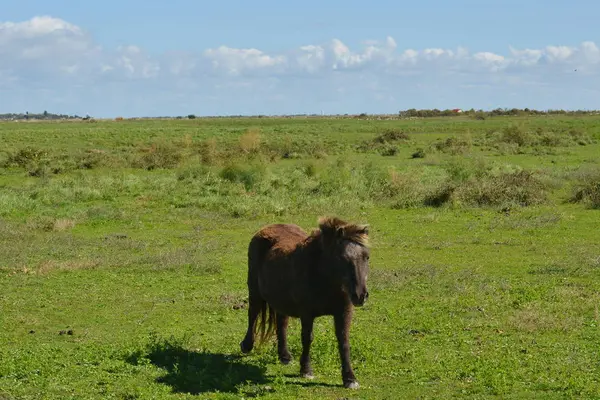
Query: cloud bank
1 16 599 117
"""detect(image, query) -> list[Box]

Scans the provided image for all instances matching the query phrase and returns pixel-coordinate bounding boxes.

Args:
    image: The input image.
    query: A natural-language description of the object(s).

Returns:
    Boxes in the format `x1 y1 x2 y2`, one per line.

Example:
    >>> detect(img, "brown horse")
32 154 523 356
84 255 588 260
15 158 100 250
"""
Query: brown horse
239 216 370 389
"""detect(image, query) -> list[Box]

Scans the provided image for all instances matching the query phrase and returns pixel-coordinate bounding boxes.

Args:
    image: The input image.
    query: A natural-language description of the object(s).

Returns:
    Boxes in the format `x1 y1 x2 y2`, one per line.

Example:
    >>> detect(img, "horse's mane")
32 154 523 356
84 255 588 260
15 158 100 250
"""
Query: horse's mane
309 216 370 247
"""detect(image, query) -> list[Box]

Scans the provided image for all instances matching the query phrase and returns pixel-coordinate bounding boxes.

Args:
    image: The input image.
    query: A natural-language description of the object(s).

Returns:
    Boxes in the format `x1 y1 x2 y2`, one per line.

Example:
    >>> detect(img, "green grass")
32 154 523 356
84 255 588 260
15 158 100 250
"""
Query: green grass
1 115 600 399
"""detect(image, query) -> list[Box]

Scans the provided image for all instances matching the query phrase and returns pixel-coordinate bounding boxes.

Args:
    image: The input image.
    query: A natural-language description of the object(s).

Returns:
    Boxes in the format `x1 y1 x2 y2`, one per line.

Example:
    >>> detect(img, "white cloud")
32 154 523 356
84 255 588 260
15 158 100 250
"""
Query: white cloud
113 45 160 78
293 45 326 73
203 46 286 75
581 41 600 63
0 15 81 38
2 15 600 116
509 47 543 66
545 45 574 62
0 16 96 60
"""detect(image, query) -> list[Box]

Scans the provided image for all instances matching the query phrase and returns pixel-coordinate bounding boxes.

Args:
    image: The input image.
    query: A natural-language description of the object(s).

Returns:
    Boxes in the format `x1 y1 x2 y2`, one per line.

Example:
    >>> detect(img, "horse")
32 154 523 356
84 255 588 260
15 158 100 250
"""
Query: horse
239 216 370 389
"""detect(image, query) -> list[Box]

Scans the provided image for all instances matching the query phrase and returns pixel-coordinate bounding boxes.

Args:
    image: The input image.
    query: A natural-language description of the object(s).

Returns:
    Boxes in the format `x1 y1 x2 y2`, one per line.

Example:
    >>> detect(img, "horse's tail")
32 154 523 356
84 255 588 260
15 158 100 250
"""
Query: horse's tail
247 234 277 346
255 301 277 345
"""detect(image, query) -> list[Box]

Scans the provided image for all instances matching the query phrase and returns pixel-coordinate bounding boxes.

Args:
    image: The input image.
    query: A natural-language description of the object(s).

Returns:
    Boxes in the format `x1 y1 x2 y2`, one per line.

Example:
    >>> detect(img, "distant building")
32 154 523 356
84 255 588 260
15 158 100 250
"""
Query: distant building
452 108 463 113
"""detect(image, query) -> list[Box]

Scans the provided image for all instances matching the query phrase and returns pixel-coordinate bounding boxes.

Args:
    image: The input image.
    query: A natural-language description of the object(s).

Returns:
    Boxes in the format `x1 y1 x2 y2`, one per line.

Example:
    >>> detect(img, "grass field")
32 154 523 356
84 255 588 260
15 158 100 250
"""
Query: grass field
1 114 600 399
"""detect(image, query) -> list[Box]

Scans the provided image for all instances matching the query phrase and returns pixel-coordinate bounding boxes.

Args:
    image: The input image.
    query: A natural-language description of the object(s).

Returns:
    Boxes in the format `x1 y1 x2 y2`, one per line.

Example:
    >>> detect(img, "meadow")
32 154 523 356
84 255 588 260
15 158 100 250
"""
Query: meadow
1 113 600 399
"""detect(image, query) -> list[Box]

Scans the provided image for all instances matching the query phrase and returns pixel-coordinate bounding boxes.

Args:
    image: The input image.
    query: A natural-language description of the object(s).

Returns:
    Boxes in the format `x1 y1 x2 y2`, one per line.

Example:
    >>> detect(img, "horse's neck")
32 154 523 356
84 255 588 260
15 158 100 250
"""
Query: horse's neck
300 239 337 281
297 237 320 260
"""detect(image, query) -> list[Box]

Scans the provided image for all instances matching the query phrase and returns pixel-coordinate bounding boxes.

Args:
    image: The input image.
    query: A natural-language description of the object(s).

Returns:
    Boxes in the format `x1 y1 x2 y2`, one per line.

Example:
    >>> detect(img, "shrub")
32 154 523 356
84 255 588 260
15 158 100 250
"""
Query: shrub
239 128 261 155
567 127 595 146
423 184 455 207
219 163 266 191
177 165 210 181
431 136 471 155
26 216 75 232
27 163 50 178
383 168 430 208
135 141 183 170
4 147 48 168
373 129 410 143
76 150 115 170
456 169 548 207
179 134 194 149
500 125 530 146
483 125 595 153
418 159 548 209
303 162 317 177
443 157 488 182
411 148 426 159
379 144 399 156
358 129 410 154
198 138 219 165
569 167 600 209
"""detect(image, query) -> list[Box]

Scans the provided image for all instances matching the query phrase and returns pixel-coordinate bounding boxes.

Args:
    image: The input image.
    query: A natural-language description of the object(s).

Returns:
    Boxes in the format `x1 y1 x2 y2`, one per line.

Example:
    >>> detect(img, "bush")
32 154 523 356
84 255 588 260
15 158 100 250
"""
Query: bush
500 125 530 146
219 164 266 191
482 125 595 153
569 168 600 209
3 147 48 168
239 128 261 155
303 162 317 177
571 181 600 208
455 169 548 208
431 137 471 155
358 129 410 154
198 138 219 165
383 168 431 208
423 184 455 207
417 159 549 209
379 144 399 156
134 141 183 170
177 165 210 181
411 148 426 159
567 127 595 146
75 150 117 170
373 129 410 143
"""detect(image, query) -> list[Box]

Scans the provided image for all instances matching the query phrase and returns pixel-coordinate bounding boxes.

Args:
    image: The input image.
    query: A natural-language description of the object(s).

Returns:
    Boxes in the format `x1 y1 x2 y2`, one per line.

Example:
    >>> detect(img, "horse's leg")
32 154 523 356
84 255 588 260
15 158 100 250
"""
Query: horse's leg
276 314 292 364
334 308 359 389
299 316 315 379
240 293 263 353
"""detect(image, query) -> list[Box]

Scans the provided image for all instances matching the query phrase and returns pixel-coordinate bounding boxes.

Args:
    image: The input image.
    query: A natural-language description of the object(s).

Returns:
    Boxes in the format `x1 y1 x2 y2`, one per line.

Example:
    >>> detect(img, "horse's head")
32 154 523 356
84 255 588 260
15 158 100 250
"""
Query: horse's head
318 217 370 307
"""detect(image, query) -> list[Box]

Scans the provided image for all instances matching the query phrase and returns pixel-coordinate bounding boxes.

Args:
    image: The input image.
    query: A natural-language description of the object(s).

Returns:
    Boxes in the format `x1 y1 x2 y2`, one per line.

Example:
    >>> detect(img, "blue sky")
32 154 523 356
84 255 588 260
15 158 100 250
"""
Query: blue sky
2 0 599 117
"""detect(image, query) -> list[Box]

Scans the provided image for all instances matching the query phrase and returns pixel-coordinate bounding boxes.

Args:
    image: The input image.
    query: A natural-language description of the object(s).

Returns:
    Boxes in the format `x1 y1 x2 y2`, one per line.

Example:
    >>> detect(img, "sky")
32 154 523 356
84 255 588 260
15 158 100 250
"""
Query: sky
1 0 599 117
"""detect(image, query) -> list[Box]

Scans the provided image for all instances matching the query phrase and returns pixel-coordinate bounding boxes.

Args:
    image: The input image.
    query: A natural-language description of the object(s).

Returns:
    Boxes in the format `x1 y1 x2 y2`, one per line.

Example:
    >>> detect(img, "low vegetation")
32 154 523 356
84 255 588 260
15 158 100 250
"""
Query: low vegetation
1 114 600 399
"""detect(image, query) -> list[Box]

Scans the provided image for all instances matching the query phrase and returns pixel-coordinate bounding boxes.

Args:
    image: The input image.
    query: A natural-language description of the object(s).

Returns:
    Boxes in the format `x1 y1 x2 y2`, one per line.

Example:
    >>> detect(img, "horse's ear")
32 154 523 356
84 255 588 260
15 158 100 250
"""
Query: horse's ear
318 218 335 241
318 216 348 244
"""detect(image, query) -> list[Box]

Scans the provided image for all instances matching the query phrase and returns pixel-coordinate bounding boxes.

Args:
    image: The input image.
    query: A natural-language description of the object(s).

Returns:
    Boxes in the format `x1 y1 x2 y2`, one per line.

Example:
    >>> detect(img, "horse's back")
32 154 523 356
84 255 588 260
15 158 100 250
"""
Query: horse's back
247 223 307 267
249 223 310 317
255 223 307 251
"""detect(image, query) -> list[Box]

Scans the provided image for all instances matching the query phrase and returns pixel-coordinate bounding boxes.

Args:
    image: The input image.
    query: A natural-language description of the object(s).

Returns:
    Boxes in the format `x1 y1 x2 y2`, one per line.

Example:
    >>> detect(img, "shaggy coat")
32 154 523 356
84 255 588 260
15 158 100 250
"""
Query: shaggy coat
240 216 370 389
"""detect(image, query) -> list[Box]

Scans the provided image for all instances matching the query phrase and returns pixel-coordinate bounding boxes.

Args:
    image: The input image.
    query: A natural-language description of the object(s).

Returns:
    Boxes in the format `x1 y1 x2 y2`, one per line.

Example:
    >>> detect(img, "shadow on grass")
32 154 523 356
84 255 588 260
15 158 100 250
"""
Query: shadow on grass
126 337 269 396
282 373 341 388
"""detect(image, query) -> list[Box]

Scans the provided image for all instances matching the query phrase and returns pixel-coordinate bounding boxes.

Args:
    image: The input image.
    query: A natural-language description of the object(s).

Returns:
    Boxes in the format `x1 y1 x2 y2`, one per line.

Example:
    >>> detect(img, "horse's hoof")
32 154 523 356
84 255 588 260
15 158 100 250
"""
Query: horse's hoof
302 373 315 380
279 355 292 365
240 341 252 354
344 381 360 389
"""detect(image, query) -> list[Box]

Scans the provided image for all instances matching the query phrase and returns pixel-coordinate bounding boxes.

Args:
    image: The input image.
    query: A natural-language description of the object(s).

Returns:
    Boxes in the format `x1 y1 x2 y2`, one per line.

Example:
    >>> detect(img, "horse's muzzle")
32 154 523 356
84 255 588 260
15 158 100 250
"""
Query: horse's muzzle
352 290 369 307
